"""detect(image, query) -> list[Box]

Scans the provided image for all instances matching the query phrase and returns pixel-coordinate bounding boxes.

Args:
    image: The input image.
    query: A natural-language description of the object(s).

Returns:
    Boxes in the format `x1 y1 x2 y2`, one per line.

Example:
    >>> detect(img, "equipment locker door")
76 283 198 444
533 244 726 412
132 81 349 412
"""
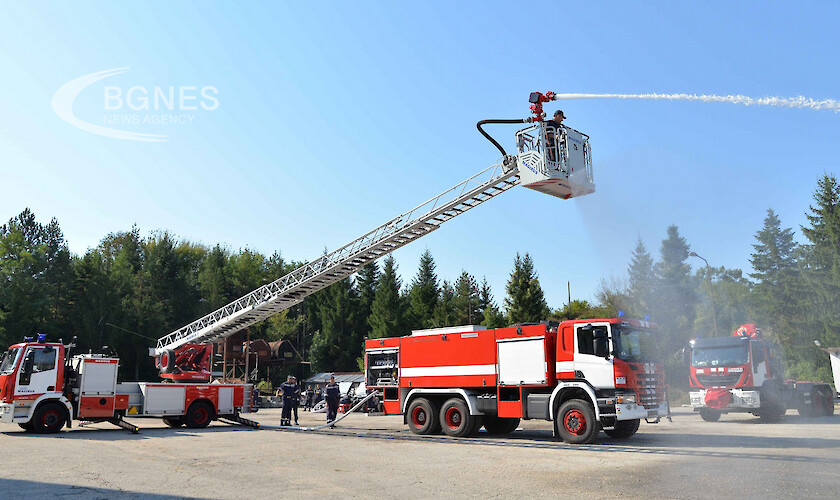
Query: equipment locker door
218 387 234 414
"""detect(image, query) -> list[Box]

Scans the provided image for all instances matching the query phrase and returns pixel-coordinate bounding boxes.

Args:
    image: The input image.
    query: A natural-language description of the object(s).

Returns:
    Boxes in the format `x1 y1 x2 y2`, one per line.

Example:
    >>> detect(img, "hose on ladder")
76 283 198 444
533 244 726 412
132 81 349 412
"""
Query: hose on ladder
476 118 530 159
276 391 380 432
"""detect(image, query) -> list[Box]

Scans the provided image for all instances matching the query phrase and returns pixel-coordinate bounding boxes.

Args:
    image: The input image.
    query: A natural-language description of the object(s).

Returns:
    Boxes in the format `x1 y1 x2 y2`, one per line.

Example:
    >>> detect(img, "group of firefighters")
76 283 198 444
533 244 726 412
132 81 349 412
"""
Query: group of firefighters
277 374 341 427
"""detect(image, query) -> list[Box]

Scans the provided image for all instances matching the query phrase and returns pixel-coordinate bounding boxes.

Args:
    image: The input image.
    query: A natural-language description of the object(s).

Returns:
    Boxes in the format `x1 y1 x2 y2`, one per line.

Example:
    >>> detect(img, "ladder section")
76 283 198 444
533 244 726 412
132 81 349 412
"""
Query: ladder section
153 162 521 354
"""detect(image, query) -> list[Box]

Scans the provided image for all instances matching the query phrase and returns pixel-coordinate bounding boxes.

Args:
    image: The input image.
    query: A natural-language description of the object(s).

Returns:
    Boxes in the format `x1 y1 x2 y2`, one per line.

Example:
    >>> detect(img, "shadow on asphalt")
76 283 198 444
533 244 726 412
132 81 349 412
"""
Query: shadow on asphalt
1 421 257 441
271 425 840 465
0 478 201 499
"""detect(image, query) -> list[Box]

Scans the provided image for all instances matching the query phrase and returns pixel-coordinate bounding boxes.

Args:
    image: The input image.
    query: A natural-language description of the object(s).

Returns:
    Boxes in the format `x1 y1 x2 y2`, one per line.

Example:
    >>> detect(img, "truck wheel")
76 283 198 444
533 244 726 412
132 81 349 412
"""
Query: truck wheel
604 418 640 439
759 383 785 422
18 422 34 432
32 403 66 434
821 387 836 416
407 398 440 435
699 408 721 422
482 415 519 434
159 349 176 375
439 398 475 437
185 401 214 429
163 417 184 428
555 399 599 444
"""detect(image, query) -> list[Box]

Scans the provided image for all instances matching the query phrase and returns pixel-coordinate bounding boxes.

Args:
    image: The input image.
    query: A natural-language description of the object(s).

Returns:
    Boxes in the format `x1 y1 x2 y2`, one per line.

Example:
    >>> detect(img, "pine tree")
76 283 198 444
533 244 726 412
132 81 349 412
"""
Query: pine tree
799 174 840 379
408 249 439 329
453 270 481 325
750 209 801 349
369 255 407 338
309 277 362 371
504 253 549 324
627 237 656 317
654 225 696 351
433 280 457 327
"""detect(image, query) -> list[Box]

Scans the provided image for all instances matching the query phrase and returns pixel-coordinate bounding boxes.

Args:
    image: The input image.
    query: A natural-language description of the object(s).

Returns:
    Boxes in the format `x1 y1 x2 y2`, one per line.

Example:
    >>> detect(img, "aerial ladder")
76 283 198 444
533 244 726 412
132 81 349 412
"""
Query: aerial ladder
151 91 595 381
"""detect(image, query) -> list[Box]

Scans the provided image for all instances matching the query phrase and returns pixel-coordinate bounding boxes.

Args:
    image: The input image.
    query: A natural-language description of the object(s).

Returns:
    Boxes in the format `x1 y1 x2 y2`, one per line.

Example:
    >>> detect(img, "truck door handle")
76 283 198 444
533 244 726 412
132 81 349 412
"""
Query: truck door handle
47 386 55 391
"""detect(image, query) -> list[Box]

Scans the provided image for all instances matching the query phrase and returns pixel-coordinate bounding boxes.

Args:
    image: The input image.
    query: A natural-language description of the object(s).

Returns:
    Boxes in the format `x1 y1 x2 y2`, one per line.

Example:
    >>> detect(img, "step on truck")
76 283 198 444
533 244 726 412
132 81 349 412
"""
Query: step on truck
0 335 255 433
688 324 835 422
364 319 669 444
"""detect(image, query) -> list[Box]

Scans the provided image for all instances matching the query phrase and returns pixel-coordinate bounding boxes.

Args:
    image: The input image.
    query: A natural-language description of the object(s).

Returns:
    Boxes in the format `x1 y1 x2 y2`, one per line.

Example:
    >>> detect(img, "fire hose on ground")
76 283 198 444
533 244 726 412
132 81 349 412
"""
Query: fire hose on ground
275 391 380 432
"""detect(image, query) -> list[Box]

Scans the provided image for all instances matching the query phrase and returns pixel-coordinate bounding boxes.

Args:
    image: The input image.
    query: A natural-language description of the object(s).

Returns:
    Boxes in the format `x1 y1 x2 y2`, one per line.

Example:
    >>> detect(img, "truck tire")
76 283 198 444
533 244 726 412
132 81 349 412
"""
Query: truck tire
482 415 519 435
163 417 184 428
759 383 785 423
407 398 440 435
18 422 34 432
555 399 600 444
32 403 66 433
699 408 721 422
604 418 640 439
185 401 214 429
439 398 476 437
159 349 176 375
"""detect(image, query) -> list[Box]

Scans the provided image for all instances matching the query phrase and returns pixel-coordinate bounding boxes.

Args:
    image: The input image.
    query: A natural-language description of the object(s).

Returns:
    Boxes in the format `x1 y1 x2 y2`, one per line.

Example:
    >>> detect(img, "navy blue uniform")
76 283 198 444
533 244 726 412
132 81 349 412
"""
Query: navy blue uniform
280 381 298 425
325 382 341 423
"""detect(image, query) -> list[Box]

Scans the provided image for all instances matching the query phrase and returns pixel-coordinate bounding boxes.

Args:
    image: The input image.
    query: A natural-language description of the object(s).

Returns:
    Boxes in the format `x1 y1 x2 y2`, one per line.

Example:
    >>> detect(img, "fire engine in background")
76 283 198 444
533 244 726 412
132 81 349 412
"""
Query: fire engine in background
365 318 669 444
688 324 835 422
0 334 255 433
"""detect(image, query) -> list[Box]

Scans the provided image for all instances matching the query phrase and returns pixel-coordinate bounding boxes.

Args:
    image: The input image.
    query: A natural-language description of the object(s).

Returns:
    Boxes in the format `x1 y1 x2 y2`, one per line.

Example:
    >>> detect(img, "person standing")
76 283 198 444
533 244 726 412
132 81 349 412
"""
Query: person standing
280 375 297 426
290 376 301 425
304 385 314 411
545 109 566 163
324 375 341 426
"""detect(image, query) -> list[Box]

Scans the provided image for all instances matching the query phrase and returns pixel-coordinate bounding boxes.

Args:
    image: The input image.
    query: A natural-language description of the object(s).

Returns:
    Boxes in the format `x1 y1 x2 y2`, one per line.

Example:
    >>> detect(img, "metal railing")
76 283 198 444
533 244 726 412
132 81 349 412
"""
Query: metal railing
153 162 521 354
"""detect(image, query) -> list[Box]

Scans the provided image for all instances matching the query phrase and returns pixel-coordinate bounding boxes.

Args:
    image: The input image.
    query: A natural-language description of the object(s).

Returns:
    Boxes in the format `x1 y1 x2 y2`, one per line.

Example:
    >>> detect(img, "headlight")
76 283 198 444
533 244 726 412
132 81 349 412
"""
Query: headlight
616 393 636 404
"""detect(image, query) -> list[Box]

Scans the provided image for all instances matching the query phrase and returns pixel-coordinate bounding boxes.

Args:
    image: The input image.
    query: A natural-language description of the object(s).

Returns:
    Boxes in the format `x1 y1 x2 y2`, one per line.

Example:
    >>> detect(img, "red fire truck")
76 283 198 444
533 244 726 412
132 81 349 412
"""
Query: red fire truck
0 335 256 433
688 324 835 422
364 319 669 444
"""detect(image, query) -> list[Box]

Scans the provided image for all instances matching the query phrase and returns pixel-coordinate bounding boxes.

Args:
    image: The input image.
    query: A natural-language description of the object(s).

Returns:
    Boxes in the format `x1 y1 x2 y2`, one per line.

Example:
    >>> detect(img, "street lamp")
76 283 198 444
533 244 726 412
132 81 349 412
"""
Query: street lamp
689 251 720 338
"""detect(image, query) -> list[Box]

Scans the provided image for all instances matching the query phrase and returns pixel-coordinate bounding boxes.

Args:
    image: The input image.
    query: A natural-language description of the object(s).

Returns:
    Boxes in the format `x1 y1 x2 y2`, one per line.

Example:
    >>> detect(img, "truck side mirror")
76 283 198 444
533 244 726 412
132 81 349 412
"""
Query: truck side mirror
594 337 609 358
19 351 34 386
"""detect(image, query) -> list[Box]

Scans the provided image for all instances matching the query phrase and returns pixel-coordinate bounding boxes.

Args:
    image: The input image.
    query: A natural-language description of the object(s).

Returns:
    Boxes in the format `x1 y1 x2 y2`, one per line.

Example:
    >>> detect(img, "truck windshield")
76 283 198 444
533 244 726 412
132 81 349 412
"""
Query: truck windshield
691 345 749 367
612 327 656 362
0 347 21 374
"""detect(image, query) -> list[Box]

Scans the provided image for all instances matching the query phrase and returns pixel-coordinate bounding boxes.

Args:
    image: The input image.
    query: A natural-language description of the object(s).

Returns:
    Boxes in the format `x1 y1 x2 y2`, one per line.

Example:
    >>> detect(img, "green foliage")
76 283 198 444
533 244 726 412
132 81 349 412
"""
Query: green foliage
504 253 549 324
453 270 481 325
407 249 438 329
368 255 407 338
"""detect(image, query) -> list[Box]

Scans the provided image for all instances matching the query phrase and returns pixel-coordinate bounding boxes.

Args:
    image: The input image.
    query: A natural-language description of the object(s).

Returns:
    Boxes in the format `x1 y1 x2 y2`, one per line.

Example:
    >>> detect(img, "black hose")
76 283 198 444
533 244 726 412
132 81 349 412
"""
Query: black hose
476 119 529 158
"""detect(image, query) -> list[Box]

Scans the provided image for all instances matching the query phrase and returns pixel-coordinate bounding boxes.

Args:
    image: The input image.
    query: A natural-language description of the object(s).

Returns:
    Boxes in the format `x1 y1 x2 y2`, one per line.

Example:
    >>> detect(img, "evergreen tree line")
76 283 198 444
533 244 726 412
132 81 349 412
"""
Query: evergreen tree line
0 211 551 380
2 173 839 384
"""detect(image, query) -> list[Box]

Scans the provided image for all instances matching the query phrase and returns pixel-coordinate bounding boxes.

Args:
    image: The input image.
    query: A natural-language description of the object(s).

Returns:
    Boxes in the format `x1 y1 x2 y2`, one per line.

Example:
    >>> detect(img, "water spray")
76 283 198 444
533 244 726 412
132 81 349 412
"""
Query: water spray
552 92 840 113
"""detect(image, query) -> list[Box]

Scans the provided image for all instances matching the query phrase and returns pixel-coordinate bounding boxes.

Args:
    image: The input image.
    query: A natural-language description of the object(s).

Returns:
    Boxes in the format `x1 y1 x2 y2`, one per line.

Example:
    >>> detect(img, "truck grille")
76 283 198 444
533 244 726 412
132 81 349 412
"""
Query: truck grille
636 372 665 408
696 373 741 387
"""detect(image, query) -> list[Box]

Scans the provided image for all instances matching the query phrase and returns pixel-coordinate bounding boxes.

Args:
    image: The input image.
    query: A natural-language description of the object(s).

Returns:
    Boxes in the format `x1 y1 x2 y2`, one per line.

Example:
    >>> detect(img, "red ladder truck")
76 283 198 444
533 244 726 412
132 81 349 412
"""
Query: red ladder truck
364 319 669 444
2 92 597 433
0 335 255 433
688 324 835 422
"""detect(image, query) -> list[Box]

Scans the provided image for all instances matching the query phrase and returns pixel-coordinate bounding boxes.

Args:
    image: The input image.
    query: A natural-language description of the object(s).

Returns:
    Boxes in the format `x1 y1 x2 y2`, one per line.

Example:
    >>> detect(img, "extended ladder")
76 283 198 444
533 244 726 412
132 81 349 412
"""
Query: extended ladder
153 162 521 354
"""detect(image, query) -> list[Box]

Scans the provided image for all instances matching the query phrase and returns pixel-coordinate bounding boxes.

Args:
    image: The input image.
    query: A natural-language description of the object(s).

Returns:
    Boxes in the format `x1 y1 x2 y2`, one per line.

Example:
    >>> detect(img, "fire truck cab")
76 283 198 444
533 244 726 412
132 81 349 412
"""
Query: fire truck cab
365 318 668 444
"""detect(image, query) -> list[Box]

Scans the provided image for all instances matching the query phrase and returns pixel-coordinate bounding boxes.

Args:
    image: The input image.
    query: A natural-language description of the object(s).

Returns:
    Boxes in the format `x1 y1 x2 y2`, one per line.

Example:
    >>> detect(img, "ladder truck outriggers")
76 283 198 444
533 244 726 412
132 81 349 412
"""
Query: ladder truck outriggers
364 319 668 444
688 324 835 422
0 92 600 433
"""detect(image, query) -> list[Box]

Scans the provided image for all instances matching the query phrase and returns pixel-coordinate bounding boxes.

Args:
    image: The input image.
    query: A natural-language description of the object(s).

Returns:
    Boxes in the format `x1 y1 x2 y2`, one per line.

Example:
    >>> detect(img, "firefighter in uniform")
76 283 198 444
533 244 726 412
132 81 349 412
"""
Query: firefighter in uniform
280 375 297 426
325 375 341 426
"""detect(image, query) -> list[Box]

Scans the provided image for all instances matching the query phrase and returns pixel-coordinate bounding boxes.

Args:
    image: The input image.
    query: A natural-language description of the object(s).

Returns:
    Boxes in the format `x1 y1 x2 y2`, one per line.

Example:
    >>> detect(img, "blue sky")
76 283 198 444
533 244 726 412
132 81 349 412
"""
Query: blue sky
1 2 839 311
